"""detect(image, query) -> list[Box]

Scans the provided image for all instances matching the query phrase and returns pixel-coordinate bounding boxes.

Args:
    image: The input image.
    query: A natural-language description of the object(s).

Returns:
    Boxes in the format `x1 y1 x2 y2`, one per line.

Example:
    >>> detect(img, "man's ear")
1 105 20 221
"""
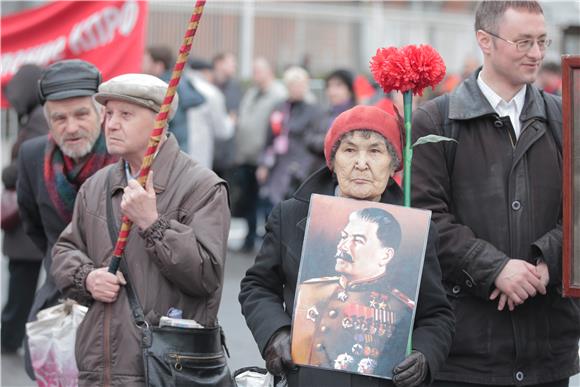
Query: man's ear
379 247 395 267
98 105 105 126
476 30 492 55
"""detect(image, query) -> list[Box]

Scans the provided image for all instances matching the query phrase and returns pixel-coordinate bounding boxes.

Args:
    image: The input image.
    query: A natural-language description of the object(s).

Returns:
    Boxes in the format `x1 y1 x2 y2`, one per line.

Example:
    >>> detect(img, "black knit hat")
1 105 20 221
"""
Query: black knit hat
38 59 101 104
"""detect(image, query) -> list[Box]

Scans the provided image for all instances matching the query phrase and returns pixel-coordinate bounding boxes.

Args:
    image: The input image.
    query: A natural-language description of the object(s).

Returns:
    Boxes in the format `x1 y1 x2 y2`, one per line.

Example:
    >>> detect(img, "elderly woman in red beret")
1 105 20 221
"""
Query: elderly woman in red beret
239 105 454 387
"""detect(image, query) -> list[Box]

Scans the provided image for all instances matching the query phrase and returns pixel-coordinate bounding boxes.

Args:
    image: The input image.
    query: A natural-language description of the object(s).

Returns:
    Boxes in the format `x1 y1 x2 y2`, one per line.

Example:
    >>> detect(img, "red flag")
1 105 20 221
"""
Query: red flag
1 0 148 108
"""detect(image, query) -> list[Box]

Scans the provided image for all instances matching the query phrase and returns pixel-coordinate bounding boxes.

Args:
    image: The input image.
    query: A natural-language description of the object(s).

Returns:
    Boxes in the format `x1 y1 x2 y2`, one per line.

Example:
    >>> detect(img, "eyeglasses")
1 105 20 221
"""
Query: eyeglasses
482 30 552 52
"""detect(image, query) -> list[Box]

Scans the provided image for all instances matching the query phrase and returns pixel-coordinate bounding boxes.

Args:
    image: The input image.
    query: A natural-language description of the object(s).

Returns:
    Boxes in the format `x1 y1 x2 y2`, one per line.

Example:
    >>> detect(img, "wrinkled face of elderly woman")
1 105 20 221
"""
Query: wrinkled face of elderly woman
332 130 396 202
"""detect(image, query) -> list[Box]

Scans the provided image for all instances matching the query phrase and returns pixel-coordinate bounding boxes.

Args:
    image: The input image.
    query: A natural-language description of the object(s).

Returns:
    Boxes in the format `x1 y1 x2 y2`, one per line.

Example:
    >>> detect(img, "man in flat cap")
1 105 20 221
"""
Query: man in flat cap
17 59 116 379
51 73 230 385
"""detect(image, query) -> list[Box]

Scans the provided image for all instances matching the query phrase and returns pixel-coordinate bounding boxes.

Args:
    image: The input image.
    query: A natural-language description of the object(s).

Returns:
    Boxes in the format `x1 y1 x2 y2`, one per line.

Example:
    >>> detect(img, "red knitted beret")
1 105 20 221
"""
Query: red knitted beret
323 105 402 170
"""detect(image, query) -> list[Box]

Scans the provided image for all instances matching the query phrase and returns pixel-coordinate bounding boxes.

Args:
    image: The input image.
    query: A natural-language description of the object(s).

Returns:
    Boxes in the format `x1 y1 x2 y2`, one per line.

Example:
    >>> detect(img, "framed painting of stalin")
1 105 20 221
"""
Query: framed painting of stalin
563 54 580 298
291 194 431 379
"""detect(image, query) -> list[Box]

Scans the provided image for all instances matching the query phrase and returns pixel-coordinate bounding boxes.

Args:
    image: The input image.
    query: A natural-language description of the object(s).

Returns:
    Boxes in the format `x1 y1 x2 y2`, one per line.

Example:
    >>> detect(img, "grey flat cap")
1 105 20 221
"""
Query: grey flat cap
38 59 101 104
94 73 178 120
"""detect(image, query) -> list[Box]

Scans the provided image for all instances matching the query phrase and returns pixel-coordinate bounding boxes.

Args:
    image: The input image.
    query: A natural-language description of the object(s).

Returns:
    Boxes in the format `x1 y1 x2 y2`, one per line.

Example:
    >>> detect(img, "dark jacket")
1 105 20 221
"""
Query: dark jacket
3 64 48 260
239 167 454 387
161 69 206 152
51 135 230 386
259 100 323 204
17 136 69 319
411 69 580 385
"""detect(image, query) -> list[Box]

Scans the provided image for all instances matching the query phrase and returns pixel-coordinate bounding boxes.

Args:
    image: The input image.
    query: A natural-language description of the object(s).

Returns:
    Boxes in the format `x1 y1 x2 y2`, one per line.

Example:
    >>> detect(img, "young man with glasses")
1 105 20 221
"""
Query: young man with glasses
411 1 579 386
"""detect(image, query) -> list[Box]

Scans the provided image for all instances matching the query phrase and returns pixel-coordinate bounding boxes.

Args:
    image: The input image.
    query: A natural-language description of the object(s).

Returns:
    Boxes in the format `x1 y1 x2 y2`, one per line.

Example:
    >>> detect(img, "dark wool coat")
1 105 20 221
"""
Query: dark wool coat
3 65 48 261
411 69 580 385
240 167 455 387
18 136 71 320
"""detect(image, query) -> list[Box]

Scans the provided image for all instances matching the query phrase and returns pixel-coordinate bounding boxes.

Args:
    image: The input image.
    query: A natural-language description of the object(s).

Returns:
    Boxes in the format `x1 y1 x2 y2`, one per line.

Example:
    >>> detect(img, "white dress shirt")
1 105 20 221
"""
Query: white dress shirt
477 73 527 140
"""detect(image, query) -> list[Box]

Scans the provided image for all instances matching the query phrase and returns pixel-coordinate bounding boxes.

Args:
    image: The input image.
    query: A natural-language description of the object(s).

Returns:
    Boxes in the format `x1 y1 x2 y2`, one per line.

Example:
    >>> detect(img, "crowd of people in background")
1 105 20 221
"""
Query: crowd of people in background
137 45 563 255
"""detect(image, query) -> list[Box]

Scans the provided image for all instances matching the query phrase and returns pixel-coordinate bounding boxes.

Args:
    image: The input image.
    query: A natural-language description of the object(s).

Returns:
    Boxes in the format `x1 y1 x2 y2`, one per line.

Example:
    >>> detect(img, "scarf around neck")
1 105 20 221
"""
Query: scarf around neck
44 131 117 223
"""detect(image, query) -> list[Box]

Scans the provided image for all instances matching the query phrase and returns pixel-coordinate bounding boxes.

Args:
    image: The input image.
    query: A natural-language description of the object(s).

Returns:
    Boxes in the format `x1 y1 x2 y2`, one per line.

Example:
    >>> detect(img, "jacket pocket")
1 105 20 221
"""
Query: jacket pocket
445 284 491 357
547 295 580 354
75 305 103 372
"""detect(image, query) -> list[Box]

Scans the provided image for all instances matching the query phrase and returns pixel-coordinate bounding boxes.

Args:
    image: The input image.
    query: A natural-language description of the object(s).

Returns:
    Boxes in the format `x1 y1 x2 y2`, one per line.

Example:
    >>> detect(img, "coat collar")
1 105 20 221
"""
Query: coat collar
109 134 180 195
449 67 547 123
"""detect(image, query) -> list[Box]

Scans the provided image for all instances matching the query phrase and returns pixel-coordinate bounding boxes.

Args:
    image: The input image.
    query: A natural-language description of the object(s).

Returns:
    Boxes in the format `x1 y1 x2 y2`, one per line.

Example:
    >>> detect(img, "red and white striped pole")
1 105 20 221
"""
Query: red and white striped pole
108 1 207 274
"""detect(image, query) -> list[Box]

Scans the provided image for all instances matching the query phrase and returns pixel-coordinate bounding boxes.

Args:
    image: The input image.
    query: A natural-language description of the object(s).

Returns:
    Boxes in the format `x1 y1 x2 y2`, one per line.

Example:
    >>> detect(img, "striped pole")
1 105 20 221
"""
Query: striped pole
108 1 207 274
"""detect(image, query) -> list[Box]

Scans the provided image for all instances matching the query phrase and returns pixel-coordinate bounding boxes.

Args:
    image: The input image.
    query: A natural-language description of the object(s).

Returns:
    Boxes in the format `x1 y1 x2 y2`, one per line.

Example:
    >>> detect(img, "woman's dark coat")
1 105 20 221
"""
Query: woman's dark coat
239 167 455 386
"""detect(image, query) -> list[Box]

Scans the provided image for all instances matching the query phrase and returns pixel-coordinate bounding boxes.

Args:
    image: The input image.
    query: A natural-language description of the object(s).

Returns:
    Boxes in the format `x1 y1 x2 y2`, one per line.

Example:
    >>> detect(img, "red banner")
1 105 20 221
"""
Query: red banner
1 0 148 108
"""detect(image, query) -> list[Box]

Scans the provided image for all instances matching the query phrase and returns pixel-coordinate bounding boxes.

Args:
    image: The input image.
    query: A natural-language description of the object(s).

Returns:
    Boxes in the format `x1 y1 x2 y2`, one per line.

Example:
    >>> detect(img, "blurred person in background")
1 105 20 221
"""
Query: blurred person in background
142 45 205 152
230 57 287 253
212 52 243 178
354 74 397 116
1 64 48 354
17 59 117 379
536 61 562 95
306 69 356 174
184 58 233 169
256 66 323 215
212 52 243 119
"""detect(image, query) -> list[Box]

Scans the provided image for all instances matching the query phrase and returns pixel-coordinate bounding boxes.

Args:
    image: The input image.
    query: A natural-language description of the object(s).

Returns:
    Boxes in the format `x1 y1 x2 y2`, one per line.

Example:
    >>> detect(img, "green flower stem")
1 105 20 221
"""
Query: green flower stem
402 90 414 357
403 90 413 208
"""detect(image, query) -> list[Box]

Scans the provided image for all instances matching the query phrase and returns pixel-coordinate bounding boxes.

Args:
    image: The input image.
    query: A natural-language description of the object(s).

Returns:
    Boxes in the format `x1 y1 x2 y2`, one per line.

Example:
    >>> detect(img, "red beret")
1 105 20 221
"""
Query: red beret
323 105 402 170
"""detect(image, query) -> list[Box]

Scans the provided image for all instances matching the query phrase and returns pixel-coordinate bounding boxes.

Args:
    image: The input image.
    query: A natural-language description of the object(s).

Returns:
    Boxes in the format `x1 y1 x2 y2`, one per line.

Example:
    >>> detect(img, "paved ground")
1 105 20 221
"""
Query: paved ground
1 218 580 386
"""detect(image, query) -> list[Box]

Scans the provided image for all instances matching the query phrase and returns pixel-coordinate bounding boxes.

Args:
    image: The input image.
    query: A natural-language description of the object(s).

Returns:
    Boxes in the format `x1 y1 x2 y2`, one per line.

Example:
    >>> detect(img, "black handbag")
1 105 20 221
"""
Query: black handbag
105 171 234 387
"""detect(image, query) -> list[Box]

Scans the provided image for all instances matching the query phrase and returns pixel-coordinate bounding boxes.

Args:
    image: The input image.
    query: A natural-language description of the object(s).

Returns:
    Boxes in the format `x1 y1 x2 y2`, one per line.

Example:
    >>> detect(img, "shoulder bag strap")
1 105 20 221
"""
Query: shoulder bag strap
540 90 562 155
105 168 148 328
435 93 457 177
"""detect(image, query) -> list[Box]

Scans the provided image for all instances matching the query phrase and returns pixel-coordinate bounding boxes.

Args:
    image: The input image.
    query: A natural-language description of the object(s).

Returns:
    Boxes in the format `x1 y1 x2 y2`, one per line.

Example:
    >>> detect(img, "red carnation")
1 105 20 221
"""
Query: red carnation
370 44 446 96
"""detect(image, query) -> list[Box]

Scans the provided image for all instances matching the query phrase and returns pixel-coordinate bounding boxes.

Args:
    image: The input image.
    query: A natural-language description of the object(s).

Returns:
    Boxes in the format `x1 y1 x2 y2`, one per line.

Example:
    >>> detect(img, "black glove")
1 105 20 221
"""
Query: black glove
393 350 428 387
264 327 294 376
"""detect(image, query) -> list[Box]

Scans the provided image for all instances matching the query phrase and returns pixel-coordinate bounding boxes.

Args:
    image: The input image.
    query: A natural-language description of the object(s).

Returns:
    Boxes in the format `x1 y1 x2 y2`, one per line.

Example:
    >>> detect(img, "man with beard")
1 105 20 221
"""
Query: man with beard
292 207 415 378
17 59 117 379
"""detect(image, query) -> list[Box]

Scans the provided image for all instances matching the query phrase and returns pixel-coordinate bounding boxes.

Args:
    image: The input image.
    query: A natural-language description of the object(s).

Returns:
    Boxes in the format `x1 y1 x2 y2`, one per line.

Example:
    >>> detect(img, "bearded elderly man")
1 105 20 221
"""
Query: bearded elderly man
17 59 116 379
51 73 230 386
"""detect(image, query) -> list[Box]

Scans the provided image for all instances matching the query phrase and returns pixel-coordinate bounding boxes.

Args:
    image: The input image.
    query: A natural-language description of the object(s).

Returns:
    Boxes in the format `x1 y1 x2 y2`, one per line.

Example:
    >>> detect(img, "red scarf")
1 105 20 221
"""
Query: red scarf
44 132 117 223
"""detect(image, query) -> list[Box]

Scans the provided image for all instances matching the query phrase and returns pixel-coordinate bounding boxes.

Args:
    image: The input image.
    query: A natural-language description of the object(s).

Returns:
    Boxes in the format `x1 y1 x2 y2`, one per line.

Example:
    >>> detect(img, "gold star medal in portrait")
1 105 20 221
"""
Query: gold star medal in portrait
290 194 432 380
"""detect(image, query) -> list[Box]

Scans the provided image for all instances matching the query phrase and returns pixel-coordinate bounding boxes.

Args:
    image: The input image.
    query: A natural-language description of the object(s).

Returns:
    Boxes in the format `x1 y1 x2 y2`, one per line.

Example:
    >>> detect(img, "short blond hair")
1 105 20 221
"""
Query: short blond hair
283 66 309 86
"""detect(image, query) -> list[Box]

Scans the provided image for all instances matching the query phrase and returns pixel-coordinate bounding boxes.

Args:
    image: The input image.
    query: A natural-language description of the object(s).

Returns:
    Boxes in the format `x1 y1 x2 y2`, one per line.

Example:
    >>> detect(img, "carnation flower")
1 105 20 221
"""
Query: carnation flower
370 44 446 96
